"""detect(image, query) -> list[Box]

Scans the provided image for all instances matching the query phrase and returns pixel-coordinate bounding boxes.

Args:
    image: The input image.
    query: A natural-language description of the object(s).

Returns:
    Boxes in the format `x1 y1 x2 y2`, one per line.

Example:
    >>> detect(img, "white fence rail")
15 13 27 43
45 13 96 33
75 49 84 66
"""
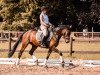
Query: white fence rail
0 58 100 67
0 58 16 65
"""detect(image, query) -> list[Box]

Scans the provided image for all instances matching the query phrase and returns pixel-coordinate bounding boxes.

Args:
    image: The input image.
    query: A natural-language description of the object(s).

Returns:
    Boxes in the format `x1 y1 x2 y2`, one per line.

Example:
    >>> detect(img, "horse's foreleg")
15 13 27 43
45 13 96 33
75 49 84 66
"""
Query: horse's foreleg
43 49 52 66
29 46 38 64
54 48 64 67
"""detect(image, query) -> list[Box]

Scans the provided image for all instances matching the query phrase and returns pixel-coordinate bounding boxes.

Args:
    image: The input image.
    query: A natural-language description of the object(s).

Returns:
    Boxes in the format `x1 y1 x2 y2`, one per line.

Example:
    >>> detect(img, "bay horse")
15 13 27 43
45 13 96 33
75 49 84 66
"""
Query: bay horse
8 26 71 66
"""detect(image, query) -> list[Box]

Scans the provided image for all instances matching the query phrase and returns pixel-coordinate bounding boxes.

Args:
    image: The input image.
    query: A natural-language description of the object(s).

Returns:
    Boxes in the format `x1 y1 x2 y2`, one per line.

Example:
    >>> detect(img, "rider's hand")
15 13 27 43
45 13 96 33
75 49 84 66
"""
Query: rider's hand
44 24 49 28
50 24 55 28
50 25 52 28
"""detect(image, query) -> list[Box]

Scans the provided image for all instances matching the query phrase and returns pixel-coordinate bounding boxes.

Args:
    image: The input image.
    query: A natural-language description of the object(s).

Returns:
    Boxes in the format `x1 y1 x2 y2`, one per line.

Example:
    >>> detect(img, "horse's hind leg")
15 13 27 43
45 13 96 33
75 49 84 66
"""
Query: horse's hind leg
16 41 29 65
29 45 38 64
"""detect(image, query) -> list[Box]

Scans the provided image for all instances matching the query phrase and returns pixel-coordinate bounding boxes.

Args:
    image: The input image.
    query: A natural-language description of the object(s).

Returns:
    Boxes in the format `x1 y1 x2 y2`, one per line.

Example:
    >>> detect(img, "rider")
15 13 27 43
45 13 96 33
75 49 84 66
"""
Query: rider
40 6 53 47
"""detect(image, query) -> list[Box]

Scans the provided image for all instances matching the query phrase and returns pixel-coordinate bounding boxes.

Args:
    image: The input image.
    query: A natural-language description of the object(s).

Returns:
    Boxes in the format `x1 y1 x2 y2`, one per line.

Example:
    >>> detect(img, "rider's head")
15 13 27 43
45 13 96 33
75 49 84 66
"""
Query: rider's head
41 6 48 14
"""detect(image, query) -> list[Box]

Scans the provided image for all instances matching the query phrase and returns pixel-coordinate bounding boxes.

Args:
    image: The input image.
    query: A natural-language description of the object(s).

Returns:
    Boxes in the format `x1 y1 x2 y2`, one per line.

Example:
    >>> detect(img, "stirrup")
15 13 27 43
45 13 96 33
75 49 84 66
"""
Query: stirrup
41 43 46 48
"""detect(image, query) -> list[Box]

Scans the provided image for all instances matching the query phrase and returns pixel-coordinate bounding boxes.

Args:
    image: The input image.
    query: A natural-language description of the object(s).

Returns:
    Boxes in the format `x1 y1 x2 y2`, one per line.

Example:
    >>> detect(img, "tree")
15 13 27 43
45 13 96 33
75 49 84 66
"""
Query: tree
0 0 99 31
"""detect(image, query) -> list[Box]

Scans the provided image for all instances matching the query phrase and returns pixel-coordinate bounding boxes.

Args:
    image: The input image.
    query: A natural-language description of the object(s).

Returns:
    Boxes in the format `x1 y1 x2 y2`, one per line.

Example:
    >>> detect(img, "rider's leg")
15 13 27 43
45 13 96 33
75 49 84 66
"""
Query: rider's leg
41 28 48 47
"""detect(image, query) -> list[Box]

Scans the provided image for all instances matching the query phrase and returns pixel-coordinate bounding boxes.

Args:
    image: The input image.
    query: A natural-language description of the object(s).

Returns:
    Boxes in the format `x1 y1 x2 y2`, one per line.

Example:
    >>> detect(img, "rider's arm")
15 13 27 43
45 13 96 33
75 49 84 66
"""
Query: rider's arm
40 14 48 27
49 22 52 26
49 22 55 28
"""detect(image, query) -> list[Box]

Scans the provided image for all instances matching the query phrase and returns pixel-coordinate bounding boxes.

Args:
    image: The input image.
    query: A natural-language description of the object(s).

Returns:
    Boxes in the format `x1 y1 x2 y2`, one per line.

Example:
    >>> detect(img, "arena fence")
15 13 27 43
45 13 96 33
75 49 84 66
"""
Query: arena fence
0 31 100 56
0 58 100 67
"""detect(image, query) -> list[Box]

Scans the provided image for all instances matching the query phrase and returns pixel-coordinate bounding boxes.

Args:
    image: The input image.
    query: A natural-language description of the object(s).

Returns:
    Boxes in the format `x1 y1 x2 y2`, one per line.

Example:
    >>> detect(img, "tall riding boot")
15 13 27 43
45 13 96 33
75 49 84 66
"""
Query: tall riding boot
41 36 46 48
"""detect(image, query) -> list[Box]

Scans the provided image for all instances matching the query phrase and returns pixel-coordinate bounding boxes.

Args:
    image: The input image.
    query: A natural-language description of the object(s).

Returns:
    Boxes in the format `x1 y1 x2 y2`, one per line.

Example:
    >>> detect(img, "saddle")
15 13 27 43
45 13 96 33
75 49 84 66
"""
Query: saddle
36 28 53 42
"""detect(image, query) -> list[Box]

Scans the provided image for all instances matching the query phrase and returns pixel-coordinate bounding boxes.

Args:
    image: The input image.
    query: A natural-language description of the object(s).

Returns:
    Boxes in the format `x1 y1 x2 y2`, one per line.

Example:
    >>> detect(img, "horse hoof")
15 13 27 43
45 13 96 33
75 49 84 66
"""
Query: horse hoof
44 65 48 68
69 63 74 66
62 63 64 68
15 58 20 66
61 61 65 68
35 60 38 65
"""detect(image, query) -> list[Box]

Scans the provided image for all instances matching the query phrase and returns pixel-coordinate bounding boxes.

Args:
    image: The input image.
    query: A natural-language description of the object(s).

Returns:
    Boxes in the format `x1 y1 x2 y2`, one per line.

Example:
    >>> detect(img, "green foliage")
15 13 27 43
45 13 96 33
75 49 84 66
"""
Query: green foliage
0 0 100 31
0 0 38 31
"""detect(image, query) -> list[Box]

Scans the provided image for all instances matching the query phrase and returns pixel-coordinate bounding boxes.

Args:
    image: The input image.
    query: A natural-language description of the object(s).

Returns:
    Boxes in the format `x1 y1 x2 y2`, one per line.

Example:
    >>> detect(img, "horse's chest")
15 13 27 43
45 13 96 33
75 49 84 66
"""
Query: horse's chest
55 36 61 47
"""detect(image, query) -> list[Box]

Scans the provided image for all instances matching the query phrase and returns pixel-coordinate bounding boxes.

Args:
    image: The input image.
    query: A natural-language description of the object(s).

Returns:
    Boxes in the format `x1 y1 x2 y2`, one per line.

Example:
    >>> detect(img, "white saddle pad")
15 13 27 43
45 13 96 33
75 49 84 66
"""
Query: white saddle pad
36 30 53 41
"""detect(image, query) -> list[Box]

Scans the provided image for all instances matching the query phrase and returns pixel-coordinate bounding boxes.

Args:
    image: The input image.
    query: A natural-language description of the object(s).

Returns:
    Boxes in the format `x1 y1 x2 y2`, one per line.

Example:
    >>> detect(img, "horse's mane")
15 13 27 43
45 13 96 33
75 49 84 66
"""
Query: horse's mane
54 25 70 32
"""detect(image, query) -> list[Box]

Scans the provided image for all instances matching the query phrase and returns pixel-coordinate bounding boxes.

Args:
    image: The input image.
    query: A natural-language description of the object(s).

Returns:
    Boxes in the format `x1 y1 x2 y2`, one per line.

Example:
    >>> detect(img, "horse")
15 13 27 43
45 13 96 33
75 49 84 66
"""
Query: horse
8 26 71 67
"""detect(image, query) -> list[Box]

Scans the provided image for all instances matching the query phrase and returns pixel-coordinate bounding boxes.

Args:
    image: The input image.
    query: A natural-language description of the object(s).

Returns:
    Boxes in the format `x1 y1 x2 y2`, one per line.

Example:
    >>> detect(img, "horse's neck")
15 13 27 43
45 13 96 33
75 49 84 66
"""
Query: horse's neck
54 28 63 43
56 35 61 42
54 34 62 47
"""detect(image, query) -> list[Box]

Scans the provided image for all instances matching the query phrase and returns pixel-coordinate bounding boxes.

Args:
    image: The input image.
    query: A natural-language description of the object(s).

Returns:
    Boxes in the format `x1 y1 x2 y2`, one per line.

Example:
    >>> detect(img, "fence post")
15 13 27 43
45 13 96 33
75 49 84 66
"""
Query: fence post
69 37 73 56
1 31 3 43
92 27 94 39
9 31 11 52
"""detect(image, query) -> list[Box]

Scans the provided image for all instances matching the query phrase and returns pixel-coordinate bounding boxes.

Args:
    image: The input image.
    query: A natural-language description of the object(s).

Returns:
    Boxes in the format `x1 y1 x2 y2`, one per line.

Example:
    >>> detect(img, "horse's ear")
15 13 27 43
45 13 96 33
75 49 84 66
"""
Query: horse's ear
69 25 72 29
67 25 72 29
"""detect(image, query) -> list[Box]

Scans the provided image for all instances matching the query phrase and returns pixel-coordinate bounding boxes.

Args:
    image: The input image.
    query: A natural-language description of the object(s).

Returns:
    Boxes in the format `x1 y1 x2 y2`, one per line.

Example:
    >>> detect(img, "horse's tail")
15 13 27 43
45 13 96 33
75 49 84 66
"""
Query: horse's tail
8 32 24 58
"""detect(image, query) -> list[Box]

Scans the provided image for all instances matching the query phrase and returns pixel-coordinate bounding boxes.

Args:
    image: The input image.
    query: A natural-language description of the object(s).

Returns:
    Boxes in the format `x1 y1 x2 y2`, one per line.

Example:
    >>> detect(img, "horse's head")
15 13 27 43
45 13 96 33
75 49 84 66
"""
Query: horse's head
54 25 71 43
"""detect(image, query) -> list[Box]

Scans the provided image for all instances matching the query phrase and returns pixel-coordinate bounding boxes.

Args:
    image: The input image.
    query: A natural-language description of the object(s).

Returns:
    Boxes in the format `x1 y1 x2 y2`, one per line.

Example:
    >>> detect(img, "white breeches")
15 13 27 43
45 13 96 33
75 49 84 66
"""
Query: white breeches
40 26 48 36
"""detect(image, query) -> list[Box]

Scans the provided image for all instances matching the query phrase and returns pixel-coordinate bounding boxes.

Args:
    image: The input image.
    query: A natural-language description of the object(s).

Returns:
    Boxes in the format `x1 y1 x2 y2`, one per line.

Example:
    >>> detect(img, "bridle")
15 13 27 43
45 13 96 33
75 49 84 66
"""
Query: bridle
54 26 70 43
63 28 70 43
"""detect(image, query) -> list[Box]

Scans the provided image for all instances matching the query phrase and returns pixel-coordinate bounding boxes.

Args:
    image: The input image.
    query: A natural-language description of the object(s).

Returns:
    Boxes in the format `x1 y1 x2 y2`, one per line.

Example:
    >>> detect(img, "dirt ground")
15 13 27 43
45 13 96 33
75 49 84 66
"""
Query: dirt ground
0 65 99 75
